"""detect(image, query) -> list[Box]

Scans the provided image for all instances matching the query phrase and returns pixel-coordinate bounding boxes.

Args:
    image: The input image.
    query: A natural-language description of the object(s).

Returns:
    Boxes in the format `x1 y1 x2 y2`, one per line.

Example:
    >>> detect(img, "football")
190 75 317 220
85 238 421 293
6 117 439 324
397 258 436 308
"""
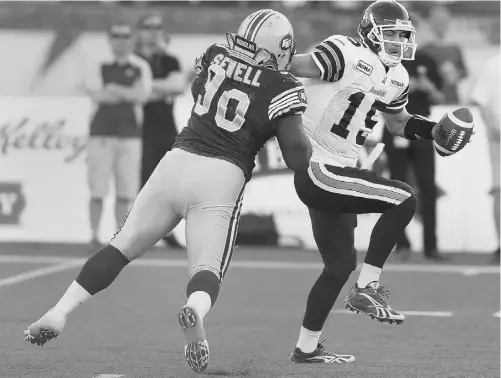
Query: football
432 107 474 157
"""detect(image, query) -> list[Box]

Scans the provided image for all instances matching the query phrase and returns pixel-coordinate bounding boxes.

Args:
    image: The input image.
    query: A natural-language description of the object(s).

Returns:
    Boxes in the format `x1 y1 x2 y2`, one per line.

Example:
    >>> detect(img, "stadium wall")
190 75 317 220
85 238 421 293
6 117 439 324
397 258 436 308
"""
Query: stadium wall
0 26 498 253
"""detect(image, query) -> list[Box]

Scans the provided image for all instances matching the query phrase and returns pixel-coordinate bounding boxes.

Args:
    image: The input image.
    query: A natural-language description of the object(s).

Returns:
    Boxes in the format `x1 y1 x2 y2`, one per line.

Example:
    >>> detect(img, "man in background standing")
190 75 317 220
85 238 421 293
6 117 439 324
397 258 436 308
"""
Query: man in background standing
470 20 500 263
421 5 467 104
84 21 152 251
135 14 185 248
382 45 447 261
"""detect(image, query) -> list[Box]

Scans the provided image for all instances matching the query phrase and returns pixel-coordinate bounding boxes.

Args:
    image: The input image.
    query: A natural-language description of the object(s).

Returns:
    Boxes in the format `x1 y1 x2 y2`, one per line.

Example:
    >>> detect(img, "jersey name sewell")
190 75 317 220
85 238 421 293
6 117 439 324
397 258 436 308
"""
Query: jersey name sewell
174 44 307 180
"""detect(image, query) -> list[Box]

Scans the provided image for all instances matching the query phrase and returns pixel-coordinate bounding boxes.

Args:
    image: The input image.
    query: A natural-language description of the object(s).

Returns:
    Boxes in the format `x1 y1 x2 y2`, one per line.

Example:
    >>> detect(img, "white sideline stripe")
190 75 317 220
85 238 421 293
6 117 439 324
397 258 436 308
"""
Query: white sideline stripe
94 375 123 378
0 261 81 288
331 309 453 317
0 255 498 275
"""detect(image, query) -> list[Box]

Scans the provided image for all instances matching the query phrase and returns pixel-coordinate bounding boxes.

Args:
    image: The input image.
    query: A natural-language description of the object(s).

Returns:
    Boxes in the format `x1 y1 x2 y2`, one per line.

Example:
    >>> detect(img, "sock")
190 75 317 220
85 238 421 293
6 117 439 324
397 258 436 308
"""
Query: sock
76 244 130 296
54 281 92 317
357 263 382 288
296 326 322 353
186 270 220 307
302 269 348 332
186 291 212 320
364 195 416 268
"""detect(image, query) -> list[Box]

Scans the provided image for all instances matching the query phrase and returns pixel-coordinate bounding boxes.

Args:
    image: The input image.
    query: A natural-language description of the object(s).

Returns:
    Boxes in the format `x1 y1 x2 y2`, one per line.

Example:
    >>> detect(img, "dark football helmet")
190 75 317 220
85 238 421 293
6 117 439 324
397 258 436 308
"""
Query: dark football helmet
357 0 417 67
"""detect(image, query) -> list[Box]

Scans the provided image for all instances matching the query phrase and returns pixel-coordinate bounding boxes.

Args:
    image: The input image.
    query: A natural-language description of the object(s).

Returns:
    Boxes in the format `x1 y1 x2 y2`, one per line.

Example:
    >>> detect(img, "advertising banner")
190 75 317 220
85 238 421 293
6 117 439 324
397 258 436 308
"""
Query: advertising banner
0 97 497 252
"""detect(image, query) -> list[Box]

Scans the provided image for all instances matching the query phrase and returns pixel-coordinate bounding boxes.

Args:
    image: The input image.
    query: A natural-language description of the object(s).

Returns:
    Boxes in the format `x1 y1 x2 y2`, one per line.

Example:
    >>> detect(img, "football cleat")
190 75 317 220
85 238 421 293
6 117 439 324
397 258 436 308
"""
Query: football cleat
178 305 209 373
290 341 355 364
24 308 67 346
345 281 405 325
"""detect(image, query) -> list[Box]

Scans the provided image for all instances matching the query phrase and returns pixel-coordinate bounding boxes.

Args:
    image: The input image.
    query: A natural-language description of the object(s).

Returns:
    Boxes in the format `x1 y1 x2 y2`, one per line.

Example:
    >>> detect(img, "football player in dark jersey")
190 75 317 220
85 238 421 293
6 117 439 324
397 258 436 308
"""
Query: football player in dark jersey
24 9 311 373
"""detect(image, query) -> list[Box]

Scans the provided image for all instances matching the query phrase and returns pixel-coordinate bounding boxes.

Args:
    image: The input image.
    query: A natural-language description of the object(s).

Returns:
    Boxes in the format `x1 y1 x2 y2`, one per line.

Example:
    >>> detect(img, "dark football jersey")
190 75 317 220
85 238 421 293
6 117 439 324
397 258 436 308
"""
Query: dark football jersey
173 43 307 181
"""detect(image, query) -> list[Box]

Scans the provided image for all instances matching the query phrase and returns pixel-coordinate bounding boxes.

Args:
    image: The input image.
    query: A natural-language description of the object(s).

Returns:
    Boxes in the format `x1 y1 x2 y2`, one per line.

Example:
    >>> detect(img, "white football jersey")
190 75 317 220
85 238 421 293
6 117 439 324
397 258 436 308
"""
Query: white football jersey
302 35 410 167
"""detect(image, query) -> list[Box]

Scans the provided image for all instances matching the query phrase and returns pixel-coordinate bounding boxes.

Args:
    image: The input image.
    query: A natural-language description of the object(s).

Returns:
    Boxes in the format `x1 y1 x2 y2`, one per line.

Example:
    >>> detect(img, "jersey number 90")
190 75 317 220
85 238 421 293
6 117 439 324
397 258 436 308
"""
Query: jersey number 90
194 64 250 132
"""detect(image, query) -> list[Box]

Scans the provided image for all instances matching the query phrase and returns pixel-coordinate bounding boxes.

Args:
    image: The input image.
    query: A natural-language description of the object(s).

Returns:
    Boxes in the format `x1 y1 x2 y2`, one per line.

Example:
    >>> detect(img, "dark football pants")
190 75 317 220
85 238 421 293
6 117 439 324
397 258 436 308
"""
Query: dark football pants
294 161 415 273
383 128 437 255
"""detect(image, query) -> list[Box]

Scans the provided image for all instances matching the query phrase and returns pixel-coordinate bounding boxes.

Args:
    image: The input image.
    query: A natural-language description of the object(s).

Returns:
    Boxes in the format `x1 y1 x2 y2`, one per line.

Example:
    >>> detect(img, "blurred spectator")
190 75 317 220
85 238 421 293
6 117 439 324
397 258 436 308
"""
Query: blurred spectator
382 17 448 261
135 13 185 248
470 47 500 263
83 21 152 251
421 5 467 104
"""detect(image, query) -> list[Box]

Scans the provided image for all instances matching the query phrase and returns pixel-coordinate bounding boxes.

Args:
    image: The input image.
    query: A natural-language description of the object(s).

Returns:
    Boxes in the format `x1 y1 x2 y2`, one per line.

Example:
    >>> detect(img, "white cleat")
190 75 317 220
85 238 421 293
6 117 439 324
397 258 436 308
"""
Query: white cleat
178 305 209 373
24 308 67 346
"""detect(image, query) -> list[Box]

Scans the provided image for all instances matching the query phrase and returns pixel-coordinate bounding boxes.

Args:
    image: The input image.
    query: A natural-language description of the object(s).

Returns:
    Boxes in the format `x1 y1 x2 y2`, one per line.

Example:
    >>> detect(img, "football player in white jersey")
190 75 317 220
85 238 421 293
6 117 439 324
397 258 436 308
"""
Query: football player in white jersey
288 0 458 363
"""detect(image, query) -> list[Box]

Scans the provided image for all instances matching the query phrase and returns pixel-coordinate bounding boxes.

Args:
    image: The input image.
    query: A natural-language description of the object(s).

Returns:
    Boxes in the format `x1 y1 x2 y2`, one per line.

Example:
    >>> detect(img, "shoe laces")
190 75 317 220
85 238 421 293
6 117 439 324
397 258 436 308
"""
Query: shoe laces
317 339 327 352
368 282 391 306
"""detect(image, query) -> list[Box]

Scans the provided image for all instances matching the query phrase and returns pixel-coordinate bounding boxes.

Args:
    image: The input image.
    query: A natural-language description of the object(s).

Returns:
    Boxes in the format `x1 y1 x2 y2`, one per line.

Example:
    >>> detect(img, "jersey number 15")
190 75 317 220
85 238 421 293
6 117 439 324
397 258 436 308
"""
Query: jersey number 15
330 92 386 145
194 64 250 132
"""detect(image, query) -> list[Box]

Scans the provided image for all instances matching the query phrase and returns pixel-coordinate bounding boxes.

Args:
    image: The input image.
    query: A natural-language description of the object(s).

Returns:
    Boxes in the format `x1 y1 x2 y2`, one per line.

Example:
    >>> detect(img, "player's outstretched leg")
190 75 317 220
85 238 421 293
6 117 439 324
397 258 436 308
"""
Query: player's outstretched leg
291 210 356 364
25 152 183 345
345 190 417 325
178 269 220 373
24 244 130 345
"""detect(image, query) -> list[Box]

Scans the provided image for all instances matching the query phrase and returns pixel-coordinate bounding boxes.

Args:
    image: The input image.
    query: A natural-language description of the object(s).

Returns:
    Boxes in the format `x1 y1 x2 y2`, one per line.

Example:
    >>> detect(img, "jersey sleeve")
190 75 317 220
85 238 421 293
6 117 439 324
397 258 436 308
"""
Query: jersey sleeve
310 35 352 83
383 68 410 114
191 45 215 100
267 74 308 121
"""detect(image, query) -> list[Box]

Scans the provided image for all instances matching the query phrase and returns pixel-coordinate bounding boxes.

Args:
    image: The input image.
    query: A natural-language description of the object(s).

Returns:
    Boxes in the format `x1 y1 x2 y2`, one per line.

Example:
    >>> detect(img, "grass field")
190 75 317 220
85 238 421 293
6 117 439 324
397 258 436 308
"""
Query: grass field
0 244 499 378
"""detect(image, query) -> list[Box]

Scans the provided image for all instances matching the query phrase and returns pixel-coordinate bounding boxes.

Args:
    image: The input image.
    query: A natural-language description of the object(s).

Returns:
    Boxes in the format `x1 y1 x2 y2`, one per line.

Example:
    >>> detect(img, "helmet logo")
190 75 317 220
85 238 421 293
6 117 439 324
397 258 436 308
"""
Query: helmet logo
395 19 412 27
280 34 293 50
360 11 371 27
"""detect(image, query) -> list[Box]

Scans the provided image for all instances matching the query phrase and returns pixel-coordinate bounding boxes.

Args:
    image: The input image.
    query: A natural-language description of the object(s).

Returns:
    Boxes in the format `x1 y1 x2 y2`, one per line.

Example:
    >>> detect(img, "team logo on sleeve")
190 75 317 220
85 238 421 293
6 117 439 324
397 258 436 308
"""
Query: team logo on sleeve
298 89 307 103
280 35 293 50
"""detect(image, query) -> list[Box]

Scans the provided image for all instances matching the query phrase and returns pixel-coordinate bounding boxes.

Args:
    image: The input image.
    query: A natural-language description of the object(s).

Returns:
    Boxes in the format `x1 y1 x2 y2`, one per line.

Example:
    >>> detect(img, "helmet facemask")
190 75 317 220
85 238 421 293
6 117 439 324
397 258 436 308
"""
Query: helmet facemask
360 12 417 67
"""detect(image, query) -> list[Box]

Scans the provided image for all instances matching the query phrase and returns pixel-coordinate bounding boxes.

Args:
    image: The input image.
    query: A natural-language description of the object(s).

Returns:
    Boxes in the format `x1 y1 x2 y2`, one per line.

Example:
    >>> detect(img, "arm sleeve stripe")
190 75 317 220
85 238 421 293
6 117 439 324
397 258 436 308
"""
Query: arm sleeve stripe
269 97 304 119
269 93 299 112
312 40 345 82
323 40 345 81
385 99 408 110
270 103 307 120
312 51 330 81
311 52 327 81
270 97 301 116
270 86 303 103
387 85 409 109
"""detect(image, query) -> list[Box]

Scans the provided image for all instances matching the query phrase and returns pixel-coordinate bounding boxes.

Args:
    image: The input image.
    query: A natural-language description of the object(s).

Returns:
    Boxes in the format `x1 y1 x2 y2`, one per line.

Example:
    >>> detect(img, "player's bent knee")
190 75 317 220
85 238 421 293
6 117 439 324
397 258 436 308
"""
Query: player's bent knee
402 192 417 212
109 239 135 261
324 249 357 282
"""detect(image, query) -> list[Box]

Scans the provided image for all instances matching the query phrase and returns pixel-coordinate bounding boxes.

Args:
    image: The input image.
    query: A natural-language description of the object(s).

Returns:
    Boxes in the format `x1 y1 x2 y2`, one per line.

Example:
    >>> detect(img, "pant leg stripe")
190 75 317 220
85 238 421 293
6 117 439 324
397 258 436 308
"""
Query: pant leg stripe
309 163 411 205
219 186 245 282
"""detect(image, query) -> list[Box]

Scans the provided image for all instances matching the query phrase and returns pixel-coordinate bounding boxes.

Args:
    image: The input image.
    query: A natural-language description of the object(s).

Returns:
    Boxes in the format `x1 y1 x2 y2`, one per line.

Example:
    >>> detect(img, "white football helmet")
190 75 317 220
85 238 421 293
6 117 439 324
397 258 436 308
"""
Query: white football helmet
227 9 297 71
